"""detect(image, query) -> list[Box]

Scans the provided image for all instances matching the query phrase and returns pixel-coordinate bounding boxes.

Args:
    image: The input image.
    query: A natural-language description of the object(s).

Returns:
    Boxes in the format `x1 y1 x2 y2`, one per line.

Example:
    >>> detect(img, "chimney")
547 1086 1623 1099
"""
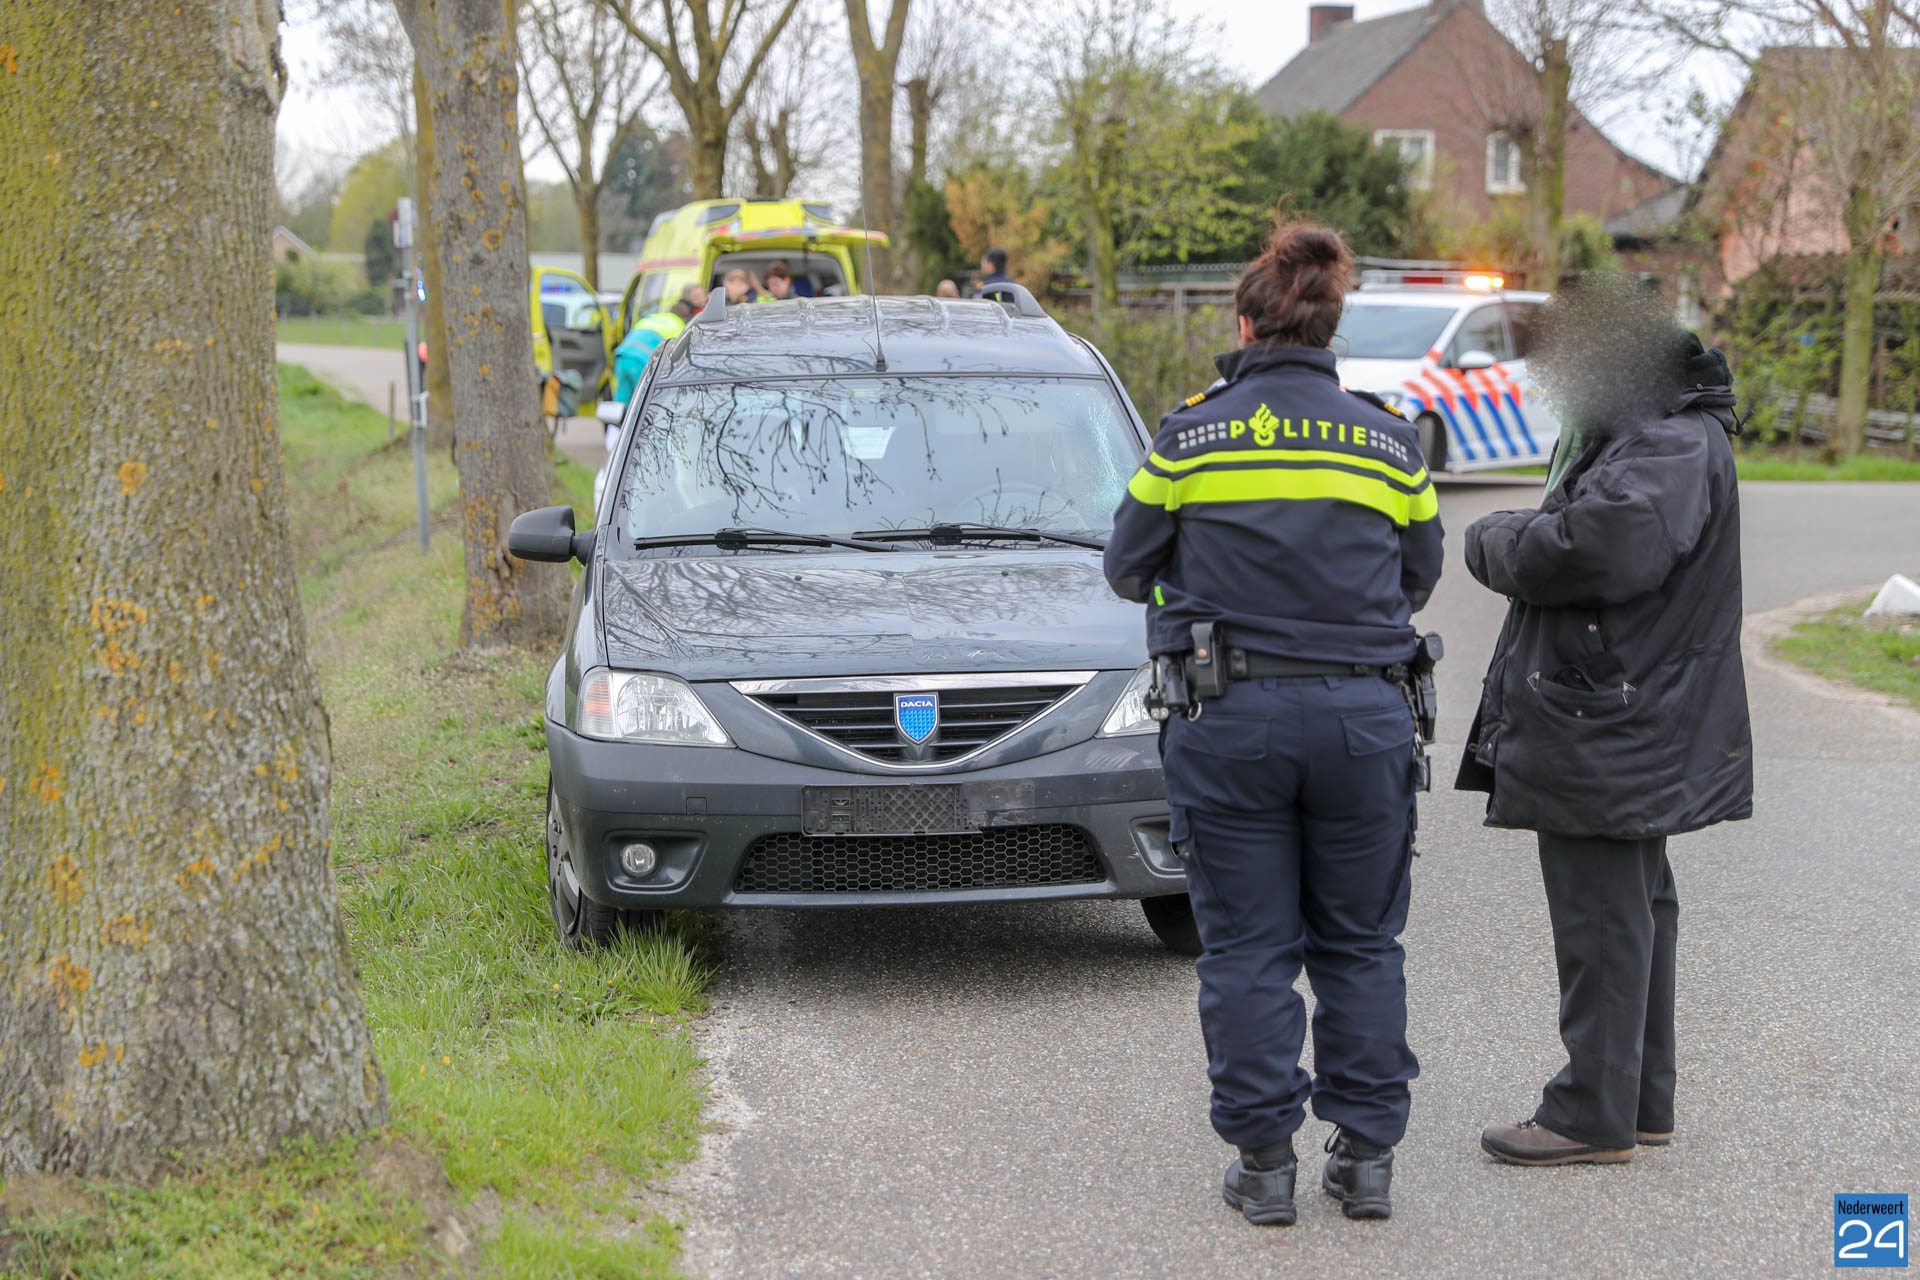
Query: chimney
1309 4 1355 42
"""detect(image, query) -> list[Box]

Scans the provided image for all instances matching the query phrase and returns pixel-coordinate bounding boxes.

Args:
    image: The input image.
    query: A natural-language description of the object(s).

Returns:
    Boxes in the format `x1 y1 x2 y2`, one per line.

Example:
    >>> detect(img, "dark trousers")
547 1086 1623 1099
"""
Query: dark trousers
1533 832 1678 1149
1162 675 1419 1152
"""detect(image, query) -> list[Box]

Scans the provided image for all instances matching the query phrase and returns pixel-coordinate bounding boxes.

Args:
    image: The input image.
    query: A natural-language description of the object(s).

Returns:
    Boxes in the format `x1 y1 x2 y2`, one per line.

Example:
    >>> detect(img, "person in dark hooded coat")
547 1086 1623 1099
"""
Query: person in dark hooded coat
1458 278 1752 1167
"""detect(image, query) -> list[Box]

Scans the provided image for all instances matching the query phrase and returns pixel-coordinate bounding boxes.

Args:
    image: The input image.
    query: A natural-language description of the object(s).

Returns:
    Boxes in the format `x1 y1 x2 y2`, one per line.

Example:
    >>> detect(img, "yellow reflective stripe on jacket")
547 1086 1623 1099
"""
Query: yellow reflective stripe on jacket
1125 461 1438 526
1147 448 1428 492
1127 469 1174 506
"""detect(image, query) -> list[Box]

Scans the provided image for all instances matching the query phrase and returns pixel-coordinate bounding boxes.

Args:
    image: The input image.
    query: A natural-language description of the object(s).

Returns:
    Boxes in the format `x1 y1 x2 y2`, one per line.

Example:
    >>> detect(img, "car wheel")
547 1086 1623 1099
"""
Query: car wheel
546 783 662 949
1142 893 1203 957
1415 413 1447 472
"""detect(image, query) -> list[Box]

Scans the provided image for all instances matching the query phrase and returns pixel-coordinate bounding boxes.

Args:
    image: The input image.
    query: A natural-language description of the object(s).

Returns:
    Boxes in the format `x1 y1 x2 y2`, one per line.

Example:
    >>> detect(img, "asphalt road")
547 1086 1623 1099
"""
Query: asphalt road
276 339 1918 1270
673 480 1920 1279
276 342 608 470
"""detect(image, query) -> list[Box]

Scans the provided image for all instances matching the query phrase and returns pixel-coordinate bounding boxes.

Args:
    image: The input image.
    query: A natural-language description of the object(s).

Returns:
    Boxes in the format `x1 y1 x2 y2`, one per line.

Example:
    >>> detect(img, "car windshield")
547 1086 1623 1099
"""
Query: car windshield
1333 304 1456 360
615 376 1140 551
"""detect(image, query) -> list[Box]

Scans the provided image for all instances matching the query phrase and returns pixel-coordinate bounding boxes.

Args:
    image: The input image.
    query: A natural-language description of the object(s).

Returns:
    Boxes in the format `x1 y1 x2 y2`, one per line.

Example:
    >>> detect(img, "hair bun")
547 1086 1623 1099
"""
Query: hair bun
1294 228 1344 266
1234 213 1355 348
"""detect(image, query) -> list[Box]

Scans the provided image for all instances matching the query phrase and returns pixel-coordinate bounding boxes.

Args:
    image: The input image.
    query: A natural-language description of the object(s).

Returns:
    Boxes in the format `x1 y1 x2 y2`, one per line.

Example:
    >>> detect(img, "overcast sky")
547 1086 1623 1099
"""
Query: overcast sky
276 0 1717 192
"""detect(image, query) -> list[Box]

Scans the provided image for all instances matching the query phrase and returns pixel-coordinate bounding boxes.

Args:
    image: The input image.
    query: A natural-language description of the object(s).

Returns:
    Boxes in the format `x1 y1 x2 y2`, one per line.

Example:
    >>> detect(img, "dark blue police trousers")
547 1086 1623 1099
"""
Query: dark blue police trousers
1162 674 1419 1152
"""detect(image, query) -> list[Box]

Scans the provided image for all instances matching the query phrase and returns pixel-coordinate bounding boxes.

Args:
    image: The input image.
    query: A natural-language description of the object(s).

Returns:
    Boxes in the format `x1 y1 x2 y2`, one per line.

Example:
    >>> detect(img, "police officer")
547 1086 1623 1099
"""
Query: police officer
1104 220 1443 1226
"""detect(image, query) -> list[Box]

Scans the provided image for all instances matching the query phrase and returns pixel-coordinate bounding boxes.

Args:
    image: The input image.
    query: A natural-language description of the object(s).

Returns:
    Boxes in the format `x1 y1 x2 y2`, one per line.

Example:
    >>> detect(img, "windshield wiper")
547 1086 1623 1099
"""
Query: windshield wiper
632 527 900 553
852 523 1107 551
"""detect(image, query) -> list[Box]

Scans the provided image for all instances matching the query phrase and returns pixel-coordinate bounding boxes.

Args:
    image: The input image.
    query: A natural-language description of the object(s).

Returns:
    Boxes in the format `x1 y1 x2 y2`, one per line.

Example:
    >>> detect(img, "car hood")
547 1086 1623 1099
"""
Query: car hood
598 549 1147 680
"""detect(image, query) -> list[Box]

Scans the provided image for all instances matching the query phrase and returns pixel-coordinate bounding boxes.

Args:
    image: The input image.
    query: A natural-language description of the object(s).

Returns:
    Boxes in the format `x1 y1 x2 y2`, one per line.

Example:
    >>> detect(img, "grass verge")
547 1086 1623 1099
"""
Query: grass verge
278 313 411 350
1442 454 1920 484
0 366 708 1279
1773 599 1920 710
1735 450 1920 481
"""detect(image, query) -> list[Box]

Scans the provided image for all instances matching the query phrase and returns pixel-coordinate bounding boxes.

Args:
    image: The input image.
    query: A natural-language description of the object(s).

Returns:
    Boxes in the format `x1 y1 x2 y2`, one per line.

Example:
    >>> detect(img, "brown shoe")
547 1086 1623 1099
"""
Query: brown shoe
1636 1130 1673 1146
1480 1120 1634 1166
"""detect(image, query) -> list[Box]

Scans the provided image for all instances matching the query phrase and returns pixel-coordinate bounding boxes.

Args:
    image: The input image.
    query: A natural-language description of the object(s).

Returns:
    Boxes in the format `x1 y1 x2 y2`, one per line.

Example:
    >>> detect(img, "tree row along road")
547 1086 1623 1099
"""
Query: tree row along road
673 481 1920 1277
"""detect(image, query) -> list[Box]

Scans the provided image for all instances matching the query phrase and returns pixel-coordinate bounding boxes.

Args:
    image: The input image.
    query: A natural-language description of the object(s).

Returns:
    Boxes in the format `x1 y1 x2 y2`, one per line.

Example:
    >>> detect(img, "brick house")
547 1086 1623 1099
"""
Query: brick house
1694 47 1920 294
1257 0 1674 231
271 226 314 263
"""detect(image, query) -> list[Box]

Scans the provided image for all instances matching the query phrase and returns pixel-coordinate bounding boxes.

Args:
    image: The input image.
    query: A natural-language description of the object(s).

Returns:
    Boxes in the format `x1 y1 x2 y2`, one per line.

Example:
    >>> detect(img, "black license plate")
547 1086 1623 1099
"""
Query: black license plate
802 785 972 836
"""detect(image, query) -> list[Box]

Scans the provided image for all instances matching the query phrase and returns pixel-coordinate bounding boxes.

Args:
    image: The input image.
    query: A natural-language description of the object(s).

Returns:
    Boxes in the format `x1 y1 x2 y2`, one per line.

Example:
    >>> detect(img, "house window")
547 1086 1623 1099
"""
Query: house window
1486 133 1525 195
1373 129 1435 191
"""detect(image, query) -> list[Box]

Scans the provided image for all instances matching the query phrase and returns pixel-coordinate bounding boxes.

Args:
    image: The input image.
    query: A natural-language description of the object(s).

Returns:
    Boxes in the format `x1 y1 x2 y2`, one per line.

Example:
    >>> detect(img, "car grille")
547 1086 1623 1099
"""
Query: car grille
742 680 1086 764
735 826 1104 894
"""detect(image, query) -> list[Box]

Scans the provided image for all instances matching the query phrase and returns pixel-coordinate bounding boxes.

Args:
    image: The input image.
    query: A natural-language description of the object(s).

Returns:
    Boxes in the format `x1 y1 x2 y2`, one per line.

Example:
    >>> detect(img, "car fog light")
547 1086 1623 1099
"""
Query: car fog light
619 842 658 878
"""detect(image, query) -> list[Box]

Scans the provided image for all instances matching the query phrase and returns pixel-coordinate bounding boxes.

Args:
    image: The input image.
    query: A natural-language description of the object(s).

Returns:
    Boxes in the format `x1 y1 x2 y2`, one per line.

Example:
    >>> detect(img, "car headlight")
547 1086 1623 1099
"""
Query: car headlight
574 669 732 746
1097 663 1159 737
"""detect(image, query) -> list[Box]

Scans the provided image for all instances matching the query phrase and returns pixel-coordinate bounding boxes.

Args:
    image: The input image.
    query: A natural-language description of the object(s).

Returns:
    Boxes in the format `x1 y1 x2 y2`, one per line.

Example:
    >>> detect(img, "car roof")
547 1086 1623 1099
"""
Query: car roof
1348 288 1551 308
650 295 1109 384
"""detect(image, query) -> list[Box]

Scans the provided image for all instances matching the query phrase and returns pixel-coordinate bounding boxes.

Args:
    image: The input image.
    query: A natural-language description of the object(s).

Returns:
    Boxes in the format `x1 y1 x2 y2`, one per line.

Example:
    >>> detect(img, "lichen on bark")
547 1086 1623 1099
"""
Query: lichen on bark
0 0 386 1178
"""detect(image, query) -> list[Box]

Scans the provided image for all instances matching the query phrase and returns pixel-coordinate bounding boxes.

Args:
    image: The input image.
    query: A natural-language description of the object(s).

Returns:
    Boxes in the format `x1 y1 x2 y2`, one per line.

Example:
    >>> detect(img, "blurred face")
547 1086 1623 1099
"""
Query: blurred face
1530 279 1686 436
685 285 708 309
724 275 750 302
767 275 791 299
981 254 996 276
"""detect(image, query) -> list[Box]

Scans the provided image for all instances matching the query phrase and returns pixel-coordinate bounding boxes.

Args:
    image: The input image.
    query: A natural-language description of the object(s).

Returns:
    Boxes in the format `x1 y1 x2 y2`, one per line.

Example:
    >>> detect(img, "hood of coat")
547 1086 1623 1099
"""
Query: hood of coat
1675 384 1738 434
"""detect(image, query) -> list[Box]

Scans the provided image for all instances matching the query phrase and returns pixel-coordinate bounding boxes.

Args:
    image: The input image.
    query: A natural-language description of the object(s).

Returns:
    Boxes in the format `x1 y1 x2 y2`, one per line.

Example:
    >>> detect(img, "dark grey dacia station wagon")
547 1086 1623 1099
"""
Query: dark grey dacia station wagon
508 289 1196 953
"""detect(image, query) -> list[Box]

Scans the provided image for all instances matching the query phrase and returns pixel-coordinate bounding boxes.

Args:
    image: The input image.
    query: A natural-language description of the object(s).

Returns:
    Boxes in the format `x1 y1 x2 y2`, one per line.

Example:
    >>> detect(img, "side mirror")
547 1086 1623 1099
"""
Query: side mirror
595 400 626 427
508 504 594 564
1455 349 1497 371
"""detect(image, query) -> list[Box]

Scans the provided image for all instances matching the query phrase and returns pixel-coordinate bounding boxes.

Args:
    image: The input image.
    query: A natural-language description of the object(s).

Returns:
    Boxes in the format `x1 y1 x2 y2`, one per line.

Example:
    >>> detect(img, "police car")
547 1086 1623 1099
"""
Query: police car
1332 269 1560 472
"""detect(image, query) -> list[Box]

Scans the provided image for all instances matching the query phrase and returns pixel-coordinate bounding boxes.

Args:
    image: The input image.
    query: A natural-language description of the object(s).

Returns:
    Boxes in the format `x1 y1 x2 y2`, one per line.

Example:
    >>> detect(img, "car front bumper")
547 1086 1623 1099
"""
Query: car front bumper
546 722 1180 908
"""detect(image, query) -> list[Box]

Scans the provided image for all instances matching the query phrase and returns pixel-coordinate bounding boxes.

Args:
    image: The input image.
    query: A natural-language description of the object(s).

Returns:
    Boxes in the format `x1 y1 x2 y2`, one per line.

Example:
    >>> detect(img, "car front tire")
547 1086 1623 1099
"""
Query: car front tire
1142 893 1203 956
546 782 663 949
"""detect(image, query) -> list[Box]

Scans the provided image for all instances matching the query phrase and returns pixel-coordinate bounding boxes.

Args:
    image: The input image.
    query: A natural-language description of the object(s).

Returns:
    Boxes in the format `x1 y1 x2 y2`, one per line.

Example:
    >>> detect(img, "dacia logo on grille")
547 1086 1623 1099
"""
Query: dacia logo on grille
895 693 938 745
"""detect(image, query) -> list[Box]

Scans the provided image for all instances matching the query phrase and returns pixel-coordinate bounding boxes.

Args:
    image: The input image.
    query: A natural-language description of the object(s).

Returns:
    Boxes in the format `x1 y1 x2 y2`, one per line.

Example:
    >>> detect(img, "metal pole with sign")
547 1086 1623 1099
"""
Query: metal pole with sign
395 197 431 554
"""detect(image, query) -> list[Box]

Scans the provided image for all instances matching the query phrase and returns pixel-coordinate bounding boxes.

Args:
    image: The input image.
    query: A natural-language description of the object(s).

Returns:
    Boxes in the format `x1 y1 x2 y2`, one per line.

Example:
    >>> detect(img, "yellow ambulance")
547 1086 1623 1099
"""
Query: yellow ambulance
616 198 892 337
529 264 617 404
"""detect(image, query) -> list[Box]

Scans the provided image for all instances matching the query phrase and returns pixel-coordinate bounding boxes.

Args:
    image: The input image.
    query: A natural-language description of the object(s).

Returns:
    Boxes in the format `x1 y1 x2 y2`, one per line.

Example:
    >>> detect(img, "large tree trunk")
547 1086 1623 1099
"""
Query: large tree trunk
685 101 728 199
853 72 896 254
1072 124 1119 317
1530 36 1570 290
743 119 774 197
1086 214 1119 316
1834 184 1882 457
412 63 455 452
399 0 568 647
899 76 933 292
576 184 602 290
845 0 911 289
771 109 797 198
0 0 386 1178
904 76 932 189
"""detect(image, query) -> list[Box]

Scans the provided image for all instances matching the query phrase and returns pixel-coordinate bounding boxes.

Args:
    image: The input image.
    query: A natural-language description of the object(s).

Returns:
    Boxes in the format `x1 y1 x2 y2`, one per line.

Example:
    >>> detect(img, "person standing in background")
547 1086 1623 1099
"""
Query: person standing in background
975 247 1011 296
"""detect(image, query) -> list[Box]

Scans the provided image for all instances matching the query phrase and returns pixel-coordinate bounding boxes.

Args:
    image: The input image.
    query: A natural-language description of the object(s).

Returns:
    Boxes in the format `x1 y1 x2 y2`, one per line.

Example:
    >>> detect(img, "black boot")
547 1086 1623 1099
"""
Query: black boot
1321 1128 1394 1220
1222 1140 1297 1226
